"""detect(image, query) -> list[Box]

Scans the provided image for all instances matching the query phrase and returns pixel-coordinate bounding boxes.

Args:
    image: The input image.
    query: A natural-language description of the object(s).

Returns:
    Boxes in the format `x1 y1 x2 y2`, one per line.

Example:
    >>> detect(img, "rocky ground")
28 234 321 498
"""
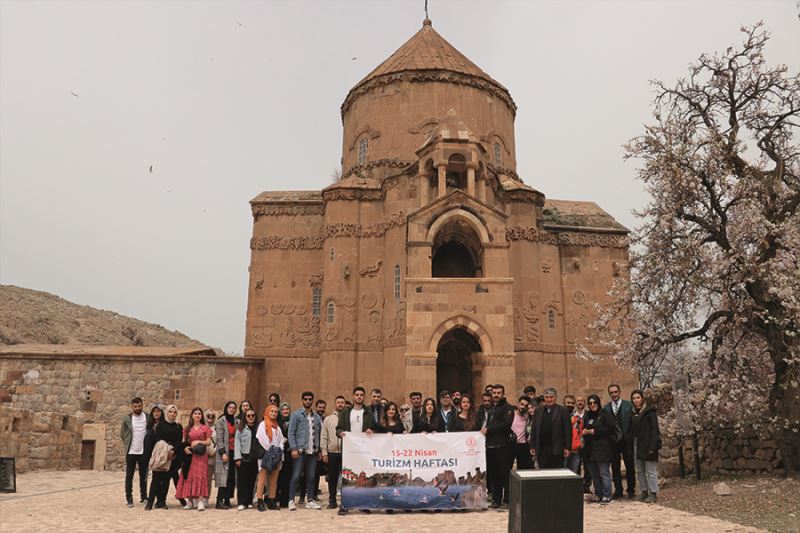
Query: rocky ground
0 285 204 347
657 474 799 533
0 470 768 533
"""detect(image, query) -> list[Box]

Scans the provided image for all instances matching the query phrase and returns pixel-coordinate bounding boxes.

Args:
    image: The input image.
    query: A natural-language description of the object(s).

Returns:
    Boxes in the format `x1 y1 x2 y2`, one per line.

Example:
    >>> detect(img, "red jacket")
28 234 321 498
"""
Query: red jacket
570 412 584 452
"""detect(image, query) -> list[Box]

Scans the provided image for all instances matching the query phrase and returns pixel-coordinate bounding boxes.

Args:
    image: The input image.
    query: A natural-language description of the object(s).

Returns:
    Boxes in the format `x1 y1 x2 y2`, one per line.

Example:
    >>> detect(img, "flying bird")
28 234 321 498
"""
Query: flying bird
70 92 79 98
235 21 243 26
351 57 357 61
149 165 153 173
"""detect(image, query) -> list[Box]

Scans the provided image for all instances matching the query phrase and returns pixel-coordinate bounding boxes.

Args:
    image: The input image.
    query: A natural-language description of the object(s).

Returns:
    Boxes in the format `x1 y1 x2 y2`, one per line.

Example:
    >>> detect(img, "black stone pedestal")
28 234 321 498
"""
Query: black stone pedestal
508 468 582 533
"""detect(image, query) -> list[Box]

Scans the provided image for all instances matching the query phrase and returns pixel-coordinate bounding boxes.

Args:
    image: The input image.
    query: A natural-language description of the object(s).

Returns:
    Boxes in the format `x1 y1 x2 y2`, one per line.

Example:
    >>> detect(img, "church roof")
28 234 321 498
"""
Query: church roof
350 19 508 95
542 200 629 232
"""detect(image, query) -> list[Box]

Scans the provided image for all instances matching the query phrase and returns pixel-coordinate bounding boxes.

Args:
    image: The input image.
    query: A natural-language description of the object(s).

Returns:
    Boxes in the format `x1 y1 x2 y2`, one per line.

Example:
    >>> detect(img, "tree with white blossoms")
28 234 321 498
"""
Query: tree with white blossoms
592 23 800 473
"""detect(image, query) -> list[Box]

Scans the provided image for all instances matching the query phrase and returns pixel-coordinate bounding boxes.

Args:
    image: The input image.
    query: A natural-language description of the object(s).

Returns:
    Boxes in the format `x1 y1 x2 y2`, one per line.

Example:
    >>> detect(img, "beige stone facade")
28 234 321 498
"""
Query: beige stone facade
0 345 262 471
246 19 636 404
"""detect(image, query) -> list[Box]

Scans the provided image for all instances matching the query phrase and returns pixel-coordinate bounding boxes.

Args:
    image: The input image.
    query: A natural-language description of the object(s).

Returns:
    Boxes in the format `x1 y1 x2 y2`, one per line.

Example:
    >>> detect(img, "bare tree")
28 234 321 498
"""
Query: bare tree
594 23 800 473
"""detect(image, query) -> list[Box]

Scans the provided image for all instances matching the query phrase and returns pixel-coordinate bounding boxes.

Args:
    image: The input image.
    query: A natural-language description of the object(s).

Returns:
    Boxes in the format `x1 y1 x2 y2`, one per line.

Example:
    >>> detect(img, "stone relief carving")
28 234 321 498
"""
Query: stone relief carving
408 117 440 134
361 293 378 309
385 303 406 340
340 158 413 180
253 271 264 290
342 71 517 116
250 312 320 349
514 291 541 343
505 226 628 249
323 189 384 202
251 204 324 219
572 290 586 305
359 260 383 278
367 311 383 342
309 273 324 287
250 236 324 250
541 259 553 273
323 211 406 240
256 305 268 316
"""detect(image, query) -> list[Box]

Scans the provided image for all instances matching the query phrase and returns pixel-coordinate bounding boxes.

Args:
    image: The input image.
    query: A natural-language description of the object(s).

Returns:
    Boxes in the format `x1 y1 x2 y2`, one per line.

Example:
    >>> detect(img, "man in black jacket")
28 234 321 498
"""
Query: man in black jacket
409 391 423 430
481 384 515 508
336 386 375 437
603 383 635 498
531 387 572 469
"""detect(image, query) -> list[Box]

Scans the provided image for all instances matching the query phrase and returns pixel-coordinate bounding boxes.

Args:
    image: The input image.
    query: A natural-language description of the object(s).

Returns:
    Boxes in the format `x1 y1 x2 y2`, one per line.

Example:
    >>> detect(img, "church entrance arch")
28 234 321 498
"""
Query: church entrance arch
431 217 483 278
436 326 482 401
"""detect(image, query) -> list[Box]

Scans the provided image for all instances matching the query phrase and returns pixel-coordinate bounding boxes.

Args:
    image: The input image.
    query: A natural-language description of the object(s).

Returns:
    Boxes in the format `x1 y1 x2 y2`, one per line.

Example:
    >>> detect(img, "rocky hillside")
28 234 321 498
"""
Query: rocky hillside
0 285 205 348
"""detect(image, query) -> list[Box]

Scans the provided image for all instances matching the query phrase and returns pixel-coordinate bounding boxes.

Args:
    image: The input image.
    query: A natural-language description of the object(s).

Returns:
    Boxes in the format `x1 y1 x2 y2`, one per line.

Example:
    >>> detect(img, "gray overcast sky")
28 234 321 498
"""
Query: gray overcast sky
1 0 798 354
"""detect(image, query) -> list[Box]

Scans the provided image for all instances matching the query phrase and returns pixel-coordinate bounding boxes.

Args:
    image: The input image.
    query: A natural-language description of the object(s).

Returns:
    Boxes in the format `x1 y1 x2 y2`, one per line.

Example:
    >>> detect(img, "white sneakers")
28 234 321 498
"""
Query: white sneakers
305 500 322 510
197 500 205 512
288 500 297 511
183 500 194 510
237 504 245 511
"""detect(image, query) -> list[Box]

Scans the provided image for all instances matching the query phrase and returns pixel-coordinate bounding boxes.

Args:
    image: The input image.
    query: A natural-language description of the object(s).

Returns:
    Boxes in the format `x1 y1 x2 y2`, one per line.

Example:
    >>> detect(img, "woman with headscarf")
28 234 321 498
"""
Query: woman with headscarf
630 389 661 503
255 403 285 511
214 400 237 509
276 402 293 508
237 400 253 422
204 409 217 508
146 404 183 510
582 394 615 504
176 407 213 510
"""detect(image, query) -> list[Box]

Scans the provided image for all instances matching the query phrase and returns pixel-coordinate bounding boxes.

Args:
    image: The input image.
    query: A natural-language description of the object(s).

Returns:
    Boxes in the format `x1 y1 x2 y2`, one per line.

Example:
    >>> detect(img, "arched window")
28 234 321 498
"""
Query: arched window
547 309 556 329
394 264 401 301
358 137 368 165
327 301 335 324
312 288 322 317
493 142 502 166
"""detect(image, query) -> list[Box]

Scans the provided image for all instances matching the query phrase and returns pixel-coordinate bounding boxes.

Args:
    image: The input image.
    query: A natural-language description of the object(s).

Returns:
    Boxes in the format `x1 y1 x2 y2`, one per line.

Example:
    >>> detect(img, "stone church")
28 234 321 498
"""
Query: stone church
245 19 632 404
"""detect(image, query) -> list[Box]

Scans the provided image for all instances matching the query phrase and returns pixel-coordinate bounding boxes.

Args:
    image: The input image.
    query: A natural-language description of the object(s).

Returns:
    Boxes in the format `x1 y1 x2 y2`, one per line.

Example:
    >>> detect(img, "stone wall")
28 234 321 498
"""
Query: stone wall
0 347 263 471
0 406 82 472
659 429 784 477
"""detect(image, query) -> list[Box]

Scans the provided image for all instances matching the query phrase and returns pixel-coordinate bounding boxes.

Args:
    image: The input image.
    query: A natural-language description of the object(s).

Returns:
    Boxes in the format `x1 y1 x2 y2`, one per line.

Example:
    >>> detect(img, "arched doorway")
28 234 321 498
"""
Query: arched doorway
436 327 481 400
431 218 482 277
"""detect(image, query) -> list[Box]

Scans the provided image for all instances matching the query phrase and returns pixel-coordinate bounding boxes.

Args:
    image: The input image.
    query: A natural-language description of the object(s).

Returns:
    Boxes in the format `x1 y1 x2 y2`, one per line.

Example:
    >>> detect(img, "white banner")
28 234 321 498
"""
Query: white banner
341 432 488 510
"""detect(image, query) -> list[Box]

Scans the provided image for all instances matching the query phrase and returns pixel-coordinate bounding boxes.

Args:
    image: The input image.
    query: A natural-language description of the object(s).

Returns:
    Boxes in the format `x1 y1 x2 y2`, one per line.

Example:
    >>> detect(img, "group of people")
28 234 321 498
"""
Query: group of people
120 382 661 513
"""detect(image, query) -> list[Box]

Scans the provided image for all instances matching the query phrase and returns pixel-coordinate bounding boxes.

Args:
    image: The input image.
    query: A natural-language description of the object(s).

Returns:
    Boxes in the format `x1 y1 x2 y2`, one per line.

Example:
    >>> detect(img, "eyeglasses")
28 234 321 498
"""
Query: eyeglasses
206 415 215 419
588 401 598 405
303 398 313 402
400 408 409 412
246 414 256 419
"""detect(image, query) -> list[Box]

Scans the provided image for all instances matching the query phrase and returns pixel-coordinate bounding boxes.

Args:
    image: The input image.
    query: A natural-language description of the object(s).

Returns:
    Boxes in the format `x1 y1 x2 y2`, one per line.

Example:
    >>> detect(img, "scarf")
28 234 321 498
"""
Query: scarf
222 401 237 424
262 409 277 441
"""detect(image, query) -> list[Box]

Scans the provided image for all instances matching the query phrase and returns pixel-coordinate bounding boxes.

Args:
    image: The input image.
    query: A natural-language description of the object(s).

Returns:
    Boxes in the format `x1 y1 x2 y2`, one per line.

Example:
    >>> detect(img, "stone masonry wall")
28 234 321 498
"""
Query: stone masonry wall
0 352 263 470
0 406 82 472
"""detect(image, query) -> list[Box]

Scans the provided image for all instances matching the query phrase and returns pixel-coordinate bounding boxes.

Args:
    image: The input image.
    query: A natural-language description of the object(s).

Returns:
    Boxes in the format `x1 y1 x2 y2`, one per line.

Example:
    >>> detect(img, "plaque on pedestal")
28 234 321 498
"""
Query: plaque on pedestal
508 468 582 533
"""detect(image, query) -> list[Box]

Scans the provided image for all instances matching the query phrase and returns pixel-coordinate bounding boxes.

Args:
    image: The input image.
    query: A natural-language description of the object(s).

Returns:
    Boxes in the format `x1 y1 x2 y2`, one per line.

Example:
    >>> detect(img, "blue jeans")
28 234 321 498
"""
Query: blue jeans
587 461 612 499
289 453 317 502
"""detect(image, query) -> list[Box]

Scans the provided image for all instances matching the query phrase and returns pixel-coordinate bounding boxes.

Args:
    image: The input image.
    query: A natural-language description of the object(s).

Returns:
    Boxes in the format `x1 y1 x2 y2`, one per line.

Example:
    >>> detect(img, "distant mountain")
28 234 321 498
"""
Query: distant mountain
0 285 205 348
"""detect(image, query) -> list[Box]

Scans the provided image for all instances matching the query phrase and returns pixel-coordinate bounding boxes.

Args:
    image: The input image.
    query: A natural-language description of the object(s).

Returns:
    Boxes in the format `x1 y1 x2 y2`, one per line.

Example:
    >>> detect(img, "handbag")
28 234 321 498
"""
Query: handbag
260 446 283 472
192 443 207 455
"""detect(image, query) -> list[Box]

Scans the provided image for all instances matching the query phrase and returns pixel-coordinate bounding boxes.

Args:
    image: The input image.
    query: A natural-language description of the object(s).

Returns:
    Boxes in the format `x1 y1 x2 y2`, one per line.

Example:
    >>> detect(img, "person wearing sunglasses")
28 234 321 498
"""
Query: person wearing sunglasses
582 394 615 504
234 408 265 510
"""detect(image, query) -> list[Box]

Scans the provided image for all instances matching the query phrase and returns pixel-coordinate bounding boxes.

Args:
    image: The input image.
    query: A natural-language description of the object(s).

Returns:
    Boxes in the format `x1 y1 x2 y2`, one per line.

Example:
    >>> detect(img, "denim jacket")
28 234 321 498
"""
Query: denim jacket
287 408 322 452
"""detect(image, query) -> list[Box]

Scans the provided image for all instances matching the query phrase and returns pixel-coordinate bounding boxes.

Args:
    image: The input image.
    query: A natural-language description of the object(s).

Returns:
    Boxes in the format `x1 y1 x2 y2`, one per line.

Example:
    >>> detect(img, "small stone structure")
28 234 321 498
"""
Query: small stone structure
0 406 82 472
0 345 262 471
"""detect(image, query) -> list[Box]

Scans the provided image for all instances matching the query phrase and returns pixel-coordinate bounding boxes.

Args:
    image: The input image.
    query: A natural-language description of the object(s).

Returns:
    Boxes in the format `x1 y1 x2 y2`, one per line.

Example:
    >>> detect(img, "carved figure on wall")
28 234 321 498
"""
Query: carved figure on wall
256 305 268 316
296 315 320 348
359 260 383 277
541 259 553 273
514 291 540 342
386 303 406 339
254 272 264 290
368 311 383 342
341 306 356 342
309 272 324 287
279 318 297 348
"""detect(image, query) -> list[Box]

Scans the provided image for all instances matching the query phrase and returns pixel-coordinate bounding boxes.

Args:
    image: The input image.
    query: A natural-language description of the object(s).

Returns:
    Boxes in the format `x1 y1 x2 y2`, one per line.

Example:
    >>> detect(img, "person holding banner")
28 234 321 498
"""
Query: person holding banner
454 394 478 432
482 384 514 509
413 397 441 433
336 386 375 437
437 391 458 433
377 402 405 434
